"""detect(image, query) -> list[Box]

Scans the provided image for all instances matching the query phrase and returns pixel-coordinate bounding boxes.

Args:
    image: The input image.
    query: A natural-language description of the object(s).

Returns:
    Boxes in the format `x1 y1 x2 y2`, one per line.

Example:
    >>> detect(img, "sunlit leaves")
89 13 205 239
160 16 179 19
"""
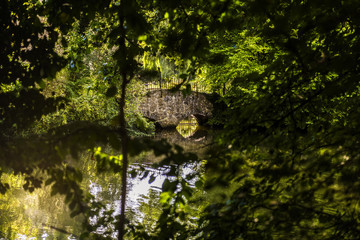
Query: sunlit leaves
3 0 360 239
159 190 175 205
93 146 123 173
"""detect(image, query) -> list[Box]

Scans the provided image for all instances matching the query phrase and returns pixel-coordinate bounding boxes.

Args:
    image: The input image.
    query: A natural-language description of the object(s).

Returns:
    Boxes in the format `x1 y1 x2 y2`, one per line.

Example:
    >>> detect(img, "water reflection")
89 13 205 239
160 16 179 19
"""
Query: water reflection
128 162 200 208
0 128 212 239
127 164 165 207
176 115 199 138
0 172 84 239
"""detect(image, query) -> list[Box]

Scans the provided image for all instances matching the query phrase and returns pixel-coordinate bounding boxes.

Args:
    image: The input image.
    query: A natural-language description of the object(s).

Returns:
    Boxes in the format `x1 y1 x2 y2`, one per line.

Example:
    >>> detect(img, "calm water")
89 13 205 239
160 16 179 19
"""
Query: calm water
0 122 211 239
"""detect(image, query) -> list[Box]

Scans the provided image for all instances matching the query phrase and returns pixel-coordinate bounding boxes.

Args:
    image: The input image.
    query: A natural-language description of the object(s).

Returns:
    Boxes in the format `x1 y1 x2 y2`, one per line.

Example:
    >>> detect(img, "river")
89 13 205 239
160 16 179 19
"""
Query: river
0 119 212 239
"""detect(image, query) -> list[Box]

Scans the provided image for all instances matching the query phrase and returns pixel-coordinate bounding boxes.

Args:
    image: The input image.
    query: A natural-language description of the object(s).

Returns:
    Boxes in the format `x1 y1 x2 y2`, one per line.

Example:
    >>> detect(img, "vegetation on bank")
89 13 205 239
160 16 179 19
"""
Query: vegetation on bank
1 0 360 239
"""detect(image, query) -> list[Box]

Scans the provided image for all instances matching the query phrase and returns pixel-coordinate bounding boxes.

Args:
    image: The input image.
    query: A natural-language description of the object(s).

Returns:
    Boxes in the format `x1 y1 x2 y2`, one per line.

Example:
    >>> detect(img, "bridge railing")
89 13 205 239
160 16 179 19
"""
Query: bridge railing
145 77 210 93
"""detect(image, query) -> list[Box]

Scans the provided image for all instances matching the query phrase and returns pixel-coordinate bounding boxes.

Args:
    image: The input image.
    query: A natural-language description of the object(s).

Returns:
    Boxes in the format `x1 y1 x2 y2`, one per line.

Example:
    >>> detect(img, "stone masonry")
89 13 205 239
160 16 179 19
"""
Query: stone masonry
139 90 214 128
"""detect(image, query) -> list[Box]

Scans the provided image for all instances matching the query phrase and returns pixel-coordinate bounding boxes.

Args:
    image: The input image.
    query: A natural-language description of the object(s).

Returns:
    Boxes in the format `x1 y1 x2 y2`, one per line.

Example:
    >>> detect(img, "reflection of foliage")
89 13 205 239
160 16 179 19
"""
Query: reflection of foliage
0 172 84 239
2 0 360 239
127 160 205 240
133 189 162 234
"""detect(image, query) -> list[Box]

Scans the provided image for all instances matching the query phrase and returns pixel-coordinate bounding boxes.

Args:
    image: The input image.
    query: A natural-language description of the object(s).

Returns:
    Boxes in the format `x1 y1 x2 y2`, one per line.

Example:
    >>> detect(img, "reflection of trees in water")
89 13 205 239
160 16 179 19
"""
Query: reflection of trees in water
0 152 125 239
134 188 162 232
0 129 214 239
154 127 212 160
0 172 84 239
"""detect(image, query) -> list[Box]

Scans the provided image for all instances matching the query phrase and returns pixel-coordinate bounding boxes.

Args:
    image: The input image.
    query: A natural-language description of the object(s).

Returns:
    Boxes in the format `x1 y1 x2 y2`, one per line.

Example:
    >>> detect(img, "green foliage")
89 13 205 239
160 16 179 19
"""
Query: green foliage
2 0 360 239
0 0 66 136
203 30 270 96
195 0 360 239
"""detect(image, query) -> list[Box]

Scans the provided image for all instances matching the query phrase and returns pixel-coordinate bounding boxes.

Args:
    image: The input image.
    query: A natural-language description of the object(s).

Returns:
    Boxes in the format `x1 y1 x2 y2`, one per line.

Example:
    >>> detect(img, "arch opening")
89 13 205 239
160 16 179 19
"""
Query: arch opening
176 115 199 138
192 114 209 126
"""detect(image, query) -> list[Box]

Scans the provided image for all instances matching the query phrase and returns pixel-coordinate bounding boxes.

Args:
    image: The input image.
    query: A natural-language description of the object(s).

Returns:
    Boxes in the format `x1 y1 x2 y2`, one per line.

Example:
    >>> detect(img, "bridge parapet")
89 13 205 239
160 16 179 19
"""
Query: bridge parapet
139 90 214 128
144 78 210 93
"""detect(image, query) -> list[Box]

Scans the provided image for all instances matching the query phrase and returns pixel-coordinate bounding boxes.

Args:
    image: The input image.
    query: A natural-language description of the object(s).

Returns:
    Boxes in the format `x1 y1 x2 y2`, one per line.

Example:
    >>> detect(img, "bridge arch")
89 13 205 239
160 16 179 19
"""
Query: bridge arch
139 90 214 128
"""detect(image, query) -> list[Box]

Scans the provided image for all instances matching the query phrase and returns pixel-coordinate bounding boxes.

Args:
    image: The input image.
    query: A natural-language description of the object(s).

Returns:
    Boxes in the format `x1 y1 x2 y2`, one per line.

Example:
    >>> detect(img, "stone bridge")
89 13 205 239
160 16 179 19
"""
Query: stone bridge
139 90 214 128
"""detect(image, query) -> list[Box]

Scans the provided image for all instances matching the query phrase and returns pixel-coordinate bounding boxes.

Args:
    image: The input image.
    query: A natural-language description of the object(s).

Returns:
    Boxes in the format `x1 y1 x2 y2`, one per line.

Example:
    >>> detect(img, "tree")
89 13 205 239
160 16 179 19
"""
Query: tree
1 0 204 239
197 0 360 239
2 0 360 239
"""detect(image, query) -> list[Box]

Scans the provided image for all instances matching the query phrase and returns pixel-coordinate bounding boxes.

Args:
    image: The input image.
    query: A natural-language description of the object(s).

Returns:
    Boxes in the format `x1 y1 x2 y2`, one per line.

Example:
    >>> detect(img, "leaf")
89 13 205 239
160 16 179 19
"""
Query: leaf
105 85 117 97
162 179 171 191
138 35 147 41
148 174 156 184
129 169 137 178
110 115 121 127
195 180 203 188
162 179 178 192
159 192 172 204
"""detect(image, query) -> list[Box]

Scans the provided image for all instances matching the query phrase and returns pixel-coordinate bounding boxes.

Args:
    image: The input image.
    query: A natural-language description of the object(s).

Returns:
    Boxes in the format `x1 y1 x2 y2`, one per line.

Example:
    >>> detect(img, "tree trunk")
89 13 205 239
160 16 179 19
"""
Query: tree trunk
118 72 129 240
117 6 129 239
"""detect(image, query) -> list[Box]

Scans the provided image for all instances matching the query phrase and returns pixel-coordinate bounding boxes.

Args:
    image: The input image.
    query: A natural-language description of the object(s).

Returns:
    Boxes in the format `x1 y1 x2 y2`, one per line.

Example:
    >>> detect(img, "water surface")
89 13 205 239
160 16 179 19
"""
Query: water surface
0 125 212 239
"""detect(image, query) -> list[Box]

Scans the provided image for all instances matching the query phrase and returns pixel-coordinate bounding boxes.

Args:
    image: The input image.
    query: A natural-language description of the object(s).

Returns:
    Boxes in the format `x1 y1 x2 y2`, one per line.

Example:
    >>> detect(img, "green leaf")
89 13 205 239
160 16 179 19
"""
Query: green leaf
105 85 117 97
138 35 148 41
159 192 172 204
